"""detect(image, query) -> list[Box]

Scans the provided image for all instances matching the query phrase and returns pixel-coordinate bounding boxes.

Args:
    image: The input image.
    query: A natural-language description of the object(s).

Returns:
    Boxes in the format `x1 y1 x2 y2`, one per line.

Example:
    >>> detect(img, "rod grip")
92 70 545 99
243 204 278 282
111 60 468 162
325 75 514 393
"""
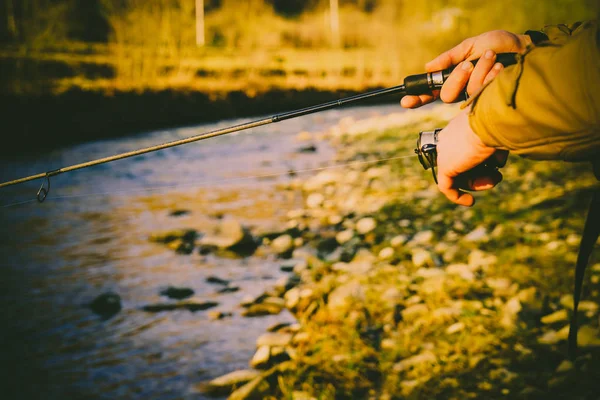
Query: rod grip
404 52 518 96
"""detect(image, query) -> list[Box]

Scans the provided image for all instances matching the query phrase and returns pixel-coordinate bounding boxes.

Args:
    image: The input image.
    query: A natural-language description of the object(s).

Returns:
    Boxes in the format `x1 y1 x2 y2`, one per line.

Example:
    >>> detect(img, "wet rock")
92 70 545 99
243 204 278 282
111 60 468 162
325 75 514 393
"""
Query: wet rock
206 276 230 286
142 301 218 313
356 217 376 234
160 287 194 300
257 332 293 347
169 209 190 217
167 239 195 254
217 286 240 294
208 311 233 320
198 244 218 255
149 229 197 244
242 303 283 317
201 369 261 395
271 234 294 257
250 345 271 369
200 219 258 256
297 144 317 153
89 292 122 318
267 322 292 332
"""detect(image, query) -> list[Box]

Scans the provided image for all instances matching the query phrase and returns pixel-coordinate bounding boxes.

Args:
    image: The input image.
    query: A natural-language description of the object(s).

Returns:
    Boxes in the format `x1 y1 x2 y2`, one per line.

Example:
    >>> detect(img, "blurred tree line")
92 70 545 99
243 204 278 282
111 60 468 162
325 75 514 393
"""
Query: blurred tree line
1 0 597 48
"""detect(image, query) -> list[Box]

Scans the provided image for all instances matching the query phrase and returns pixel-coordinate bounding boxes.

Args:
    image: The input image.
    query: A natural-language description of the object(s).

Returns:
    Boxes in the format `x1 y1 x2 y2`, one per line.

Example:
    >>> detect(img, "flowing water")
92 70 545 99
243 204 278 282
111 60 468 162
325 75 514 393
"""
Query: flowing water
0 104 403 400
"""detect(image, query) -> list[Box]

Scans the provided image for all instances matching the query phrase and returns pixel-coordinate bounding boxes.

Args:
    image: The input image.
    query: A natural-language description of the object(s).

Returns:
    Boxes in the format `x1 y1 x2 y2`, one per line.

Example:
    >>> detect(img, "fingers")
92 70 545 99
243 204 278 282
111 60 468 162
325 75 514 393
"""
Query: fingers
466 50 496 96
425 38 473 72
462 170 503 191
437 172 475 207
400 94 435 109
439 61 473 103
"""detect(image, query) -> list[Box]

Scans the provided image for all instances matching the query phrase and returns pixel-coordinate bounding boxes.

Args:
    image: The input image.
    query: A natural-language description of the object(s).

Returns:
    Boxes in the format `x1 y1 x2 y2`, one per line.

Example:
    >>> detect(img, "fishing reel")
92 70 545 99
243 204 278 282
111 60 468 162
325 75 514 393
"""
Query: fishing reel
415 129 506 186
415 129 442 183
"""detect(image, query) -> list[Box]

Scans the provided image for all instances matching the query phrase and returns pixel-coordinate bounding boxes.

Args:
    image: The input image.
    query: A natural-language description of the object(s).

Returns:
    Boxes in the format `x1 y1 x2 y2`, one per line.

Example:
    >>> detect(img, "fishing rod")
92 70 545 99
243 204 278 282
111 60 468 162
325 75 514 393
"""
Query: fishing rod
0 53 518 203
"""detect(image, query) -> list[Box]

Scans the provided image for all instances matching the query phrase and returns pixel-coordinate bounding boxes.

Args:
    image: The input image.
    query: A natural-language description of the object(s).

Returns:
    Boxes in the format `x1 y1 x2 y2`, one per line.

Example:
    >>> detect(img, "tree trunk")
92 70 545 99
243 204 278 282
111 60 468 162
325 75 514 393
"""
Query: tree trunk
330 0 340 48
195 0 204 46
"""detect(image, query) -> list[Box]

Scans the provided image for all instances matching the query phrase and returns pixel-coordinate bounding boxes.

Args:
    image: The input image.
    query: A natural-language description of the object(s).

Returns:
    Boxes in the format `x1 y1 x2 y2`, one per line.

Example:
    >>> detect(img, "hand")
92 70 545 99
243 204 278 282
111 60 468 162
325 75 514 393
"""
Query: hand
401 30 532 108
436 109 508 207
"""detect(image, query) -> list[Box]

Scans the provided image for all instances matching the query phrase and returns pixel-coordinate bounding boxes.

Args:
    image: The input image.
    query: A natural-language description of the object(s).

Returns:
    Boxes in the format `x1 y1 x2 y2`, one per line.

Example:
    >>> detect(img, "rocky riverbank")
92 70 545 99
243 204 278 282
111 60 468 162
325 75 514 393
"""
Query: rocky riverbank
149 104 600 400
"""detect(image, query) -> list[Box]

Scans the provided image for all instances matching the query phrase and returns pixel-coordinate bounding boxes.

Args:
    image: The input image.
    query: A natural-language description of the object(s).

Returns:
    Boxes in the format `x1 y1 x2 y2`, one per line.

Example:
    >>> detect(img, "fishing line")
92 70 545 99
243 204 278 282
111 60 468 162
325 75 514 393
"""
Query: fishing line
1 153 418 208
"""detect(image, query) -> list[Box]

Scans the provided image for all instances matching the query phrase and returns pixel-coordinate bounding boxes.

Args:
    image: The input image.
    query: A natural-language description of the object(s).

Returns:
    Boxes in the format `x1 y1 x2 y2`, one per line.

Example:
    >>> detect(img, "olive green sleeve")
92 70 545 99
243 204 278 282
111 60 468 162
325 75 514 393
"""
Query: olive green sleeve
468 20 600 162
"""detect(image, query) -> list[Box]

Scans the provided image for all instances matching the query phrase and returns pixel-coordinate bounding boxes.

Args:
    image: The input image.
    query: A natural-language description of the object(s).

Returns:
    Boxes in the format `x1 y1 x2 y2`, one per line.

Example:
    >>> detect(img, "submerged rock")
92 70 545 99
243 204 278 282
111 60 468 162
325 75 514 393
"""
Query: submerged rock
206 276 230 286
142 301 218 313
160 286 195 300
149 229 197 244
89 292 122 318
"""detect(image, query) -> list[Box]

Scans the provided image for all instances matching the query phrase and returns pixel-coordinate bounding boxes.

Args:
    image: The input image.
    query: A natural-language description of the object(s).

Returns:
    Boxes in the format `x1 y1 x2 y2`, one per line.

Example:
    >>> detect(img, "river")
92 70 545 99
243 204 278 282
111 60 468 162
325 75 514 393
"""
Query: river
0 104 403 400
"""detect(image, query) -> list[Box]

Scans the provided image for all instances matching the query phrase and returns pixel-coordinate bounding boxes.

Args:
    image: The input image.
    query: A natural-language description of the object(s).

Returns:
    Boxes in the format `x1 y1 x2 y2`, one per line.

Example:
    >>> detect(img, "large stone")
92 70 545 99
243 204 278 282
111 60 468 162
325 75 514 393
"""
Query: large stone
200 219 257 255
202 369 261 395
256 332 293 347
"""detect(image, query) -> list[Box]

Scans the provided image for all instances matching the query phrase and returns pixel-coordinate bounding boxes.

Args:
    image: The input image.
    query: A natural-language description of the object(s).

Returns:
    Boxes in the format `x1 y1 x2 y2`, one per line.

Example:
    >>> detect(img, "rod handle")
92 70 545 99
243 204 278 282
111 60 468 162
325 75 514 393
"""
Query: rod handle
404 52 518 96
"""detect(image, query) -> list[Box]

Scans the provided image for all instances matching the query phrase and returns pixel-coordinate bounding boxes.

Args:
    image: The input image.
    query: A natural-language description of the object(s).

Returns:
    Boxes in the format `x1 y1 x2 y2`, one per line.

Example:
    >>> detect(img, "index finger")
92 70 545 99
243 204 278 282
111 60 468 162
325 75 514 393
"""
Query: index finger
425 39 474 72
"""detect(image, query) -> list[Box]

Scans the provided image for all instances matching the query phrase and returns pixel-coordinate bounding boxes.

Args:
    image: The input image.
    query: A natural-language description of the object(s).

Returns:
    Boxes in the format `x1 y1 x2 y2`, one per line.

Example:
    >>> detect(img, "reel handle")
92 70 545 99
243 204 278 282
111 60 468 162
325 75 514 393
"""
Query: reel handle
404 53 518 97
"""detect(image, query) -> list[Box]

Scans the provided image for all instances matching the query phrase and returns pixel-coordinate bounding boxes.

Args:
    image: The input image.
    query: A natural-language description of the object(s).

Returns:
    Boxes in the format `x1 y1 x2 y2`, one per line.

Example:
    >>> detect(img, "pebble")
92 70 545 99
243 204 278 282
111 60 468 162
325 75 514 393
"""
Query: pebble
335 229 354 245
306 193 324 208
378 247 395 260
356 217 376 234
